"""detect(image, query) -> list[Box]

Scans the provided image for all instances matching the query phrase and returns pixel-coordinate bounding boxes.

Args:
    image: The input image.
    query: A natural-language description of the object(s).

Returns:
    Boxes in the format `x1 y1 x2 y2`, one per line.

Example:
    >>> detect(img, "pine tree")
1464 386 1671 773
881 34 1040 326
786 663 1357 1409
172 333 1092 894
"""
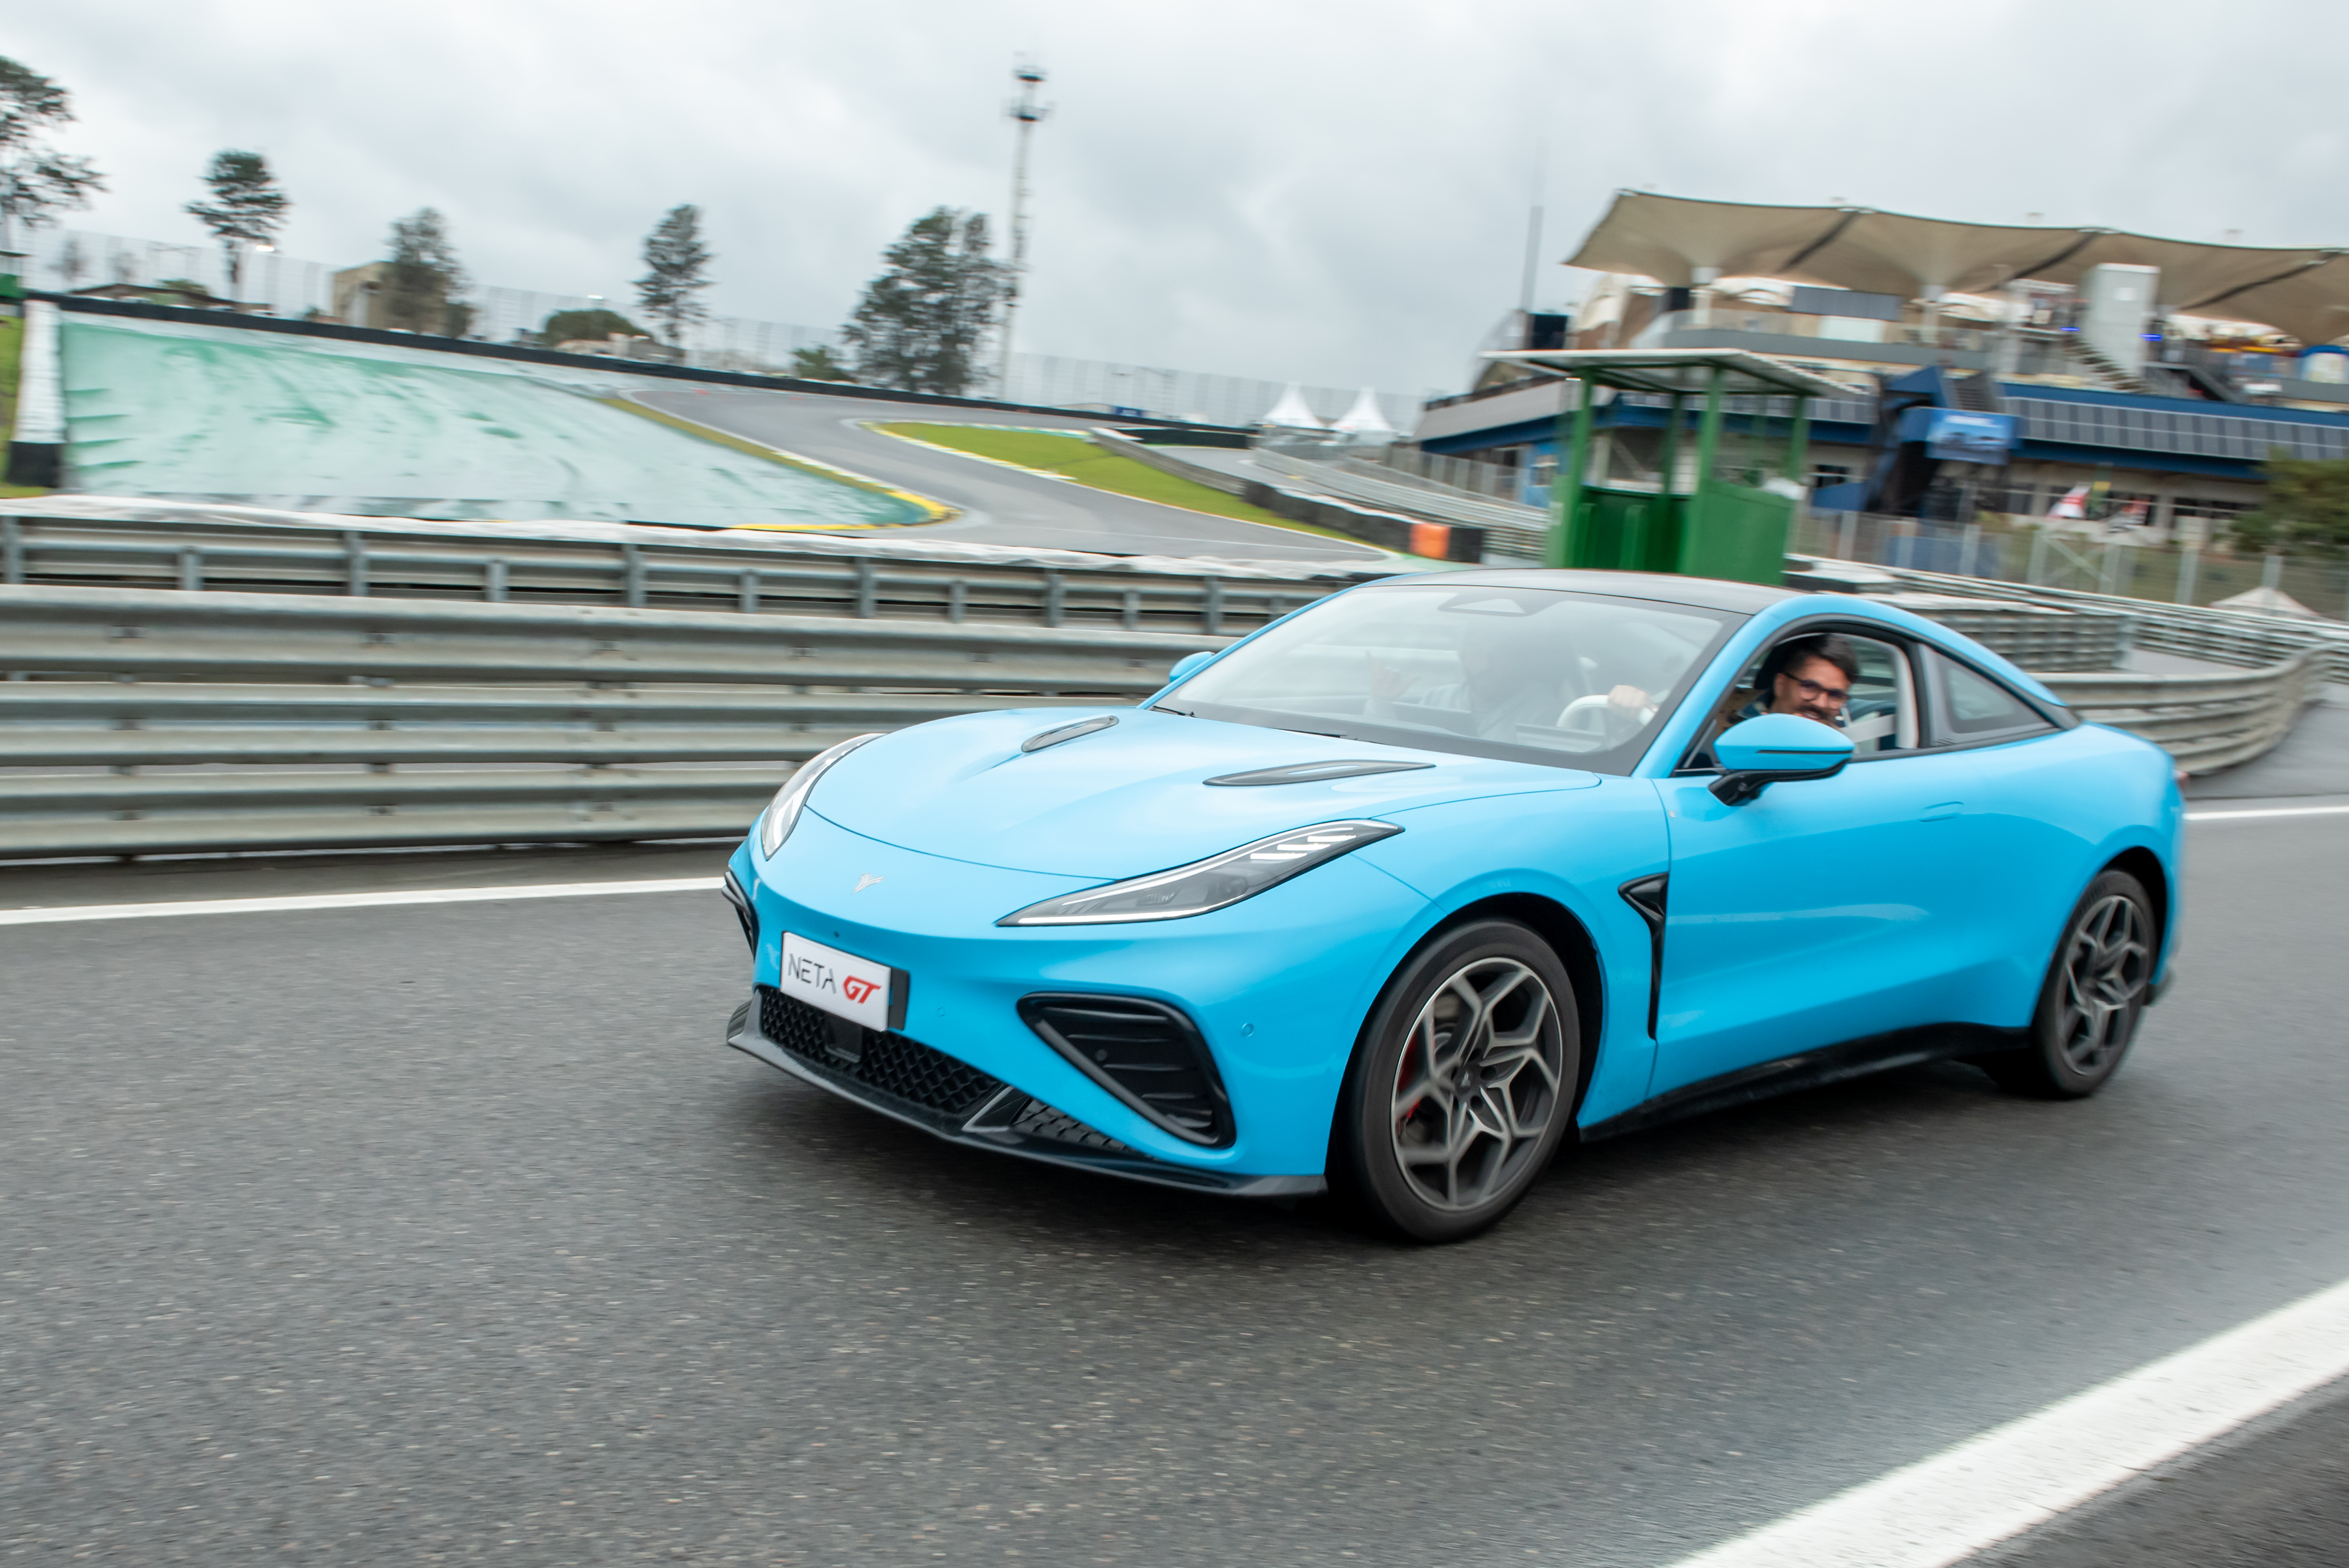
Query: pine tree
184 149 289 298
842 209 1006 395
635 204 713 345
0 56 105 260
381 208 471 336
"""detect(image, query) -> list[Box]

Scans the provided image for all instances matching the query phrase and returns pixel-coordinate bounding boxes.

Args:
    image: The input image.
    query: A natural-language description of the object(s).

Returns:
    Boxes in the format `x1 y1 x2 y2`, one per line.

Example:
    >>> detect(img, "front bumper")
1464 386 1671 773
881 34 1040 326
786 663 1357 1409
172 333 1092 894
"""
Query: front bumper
726 989 1323 1197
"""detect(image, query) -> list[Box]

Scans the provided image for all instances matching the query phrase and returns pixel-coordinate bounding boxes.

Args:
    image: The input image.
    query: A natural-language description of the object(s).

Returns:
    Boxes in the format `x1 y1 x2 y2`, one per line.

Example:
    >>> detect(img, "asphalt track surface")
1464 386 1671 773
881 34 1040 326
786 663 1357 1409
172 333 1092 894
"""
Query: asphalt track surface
4 778 2348 1566
628 385 1394 564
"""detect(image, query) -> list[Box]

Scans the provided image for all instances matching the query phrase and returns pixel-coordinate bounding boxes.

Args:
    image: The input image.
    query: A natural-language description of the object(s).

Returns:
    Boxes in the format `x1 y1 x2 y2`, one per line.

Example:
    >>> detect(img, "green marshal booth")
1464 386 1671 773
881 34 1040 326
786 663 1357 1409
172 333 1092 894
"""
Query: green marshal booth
1483 348 1859 586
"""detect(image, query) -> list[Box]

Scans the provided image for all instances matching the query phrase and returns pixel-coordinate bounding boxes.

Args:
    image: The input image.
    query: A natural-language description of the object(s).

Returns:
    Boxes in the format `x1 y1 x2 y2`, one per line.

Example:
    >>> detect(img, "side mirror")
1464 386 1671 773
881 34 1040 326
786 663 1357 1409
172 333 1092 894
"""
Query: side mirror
1709 714 1854 805
1168 651 1215 683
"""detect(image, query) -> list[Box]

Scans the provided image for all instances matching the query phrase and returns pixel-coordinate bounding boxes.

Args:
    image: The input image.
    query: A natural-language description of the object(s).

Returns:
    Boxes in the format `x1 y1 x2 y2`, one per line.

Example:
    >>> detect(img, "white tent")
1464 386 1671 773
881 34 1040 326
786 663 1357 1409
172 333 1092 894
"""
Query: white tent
2211 585 2321 619
1331 386 1398 442
1261 383 1326 430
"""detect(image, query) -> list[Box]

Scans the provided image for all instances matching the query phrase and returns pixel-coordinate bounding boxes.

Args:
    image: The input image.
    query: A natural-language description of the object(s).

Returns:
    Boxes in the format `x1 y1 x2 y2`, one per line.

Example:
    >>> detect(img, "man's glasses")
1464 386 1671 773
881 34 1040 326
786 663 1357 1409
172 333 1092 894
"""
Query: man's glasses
1789 676 1852 707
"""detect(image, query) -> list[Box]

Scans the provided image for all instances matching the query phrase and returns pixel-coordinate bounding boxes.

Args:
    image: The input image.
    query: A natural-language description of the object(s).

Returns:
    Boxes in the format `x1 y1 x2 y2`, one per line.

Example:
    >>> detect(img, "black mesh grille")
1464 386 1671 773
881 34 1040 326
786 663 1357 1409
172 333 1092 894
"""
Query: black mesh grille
756 986 1004 1120
1009 1096 1130 1153
1017 994 1234 1147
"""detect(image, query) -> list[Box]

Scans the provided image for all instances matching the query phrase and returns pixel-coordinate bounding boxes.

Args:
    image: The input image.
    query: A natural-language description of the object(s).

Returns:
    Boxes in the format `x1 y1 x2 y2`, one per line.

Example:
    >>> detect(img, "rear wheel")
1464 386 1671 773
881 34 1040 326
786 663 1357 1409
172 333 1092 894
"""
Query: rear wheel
1981 870 2156 1099
1335 920 1578 1243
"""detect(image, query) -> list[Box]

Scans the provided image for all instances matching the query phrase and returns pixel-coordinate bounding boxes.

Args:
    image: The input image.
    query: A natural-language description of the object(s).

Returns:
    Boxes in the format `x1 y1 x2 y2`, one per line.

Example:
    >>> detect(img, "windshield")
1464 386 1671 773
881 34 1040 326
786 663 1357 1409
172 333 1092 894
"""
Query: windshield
1160 584 1741 775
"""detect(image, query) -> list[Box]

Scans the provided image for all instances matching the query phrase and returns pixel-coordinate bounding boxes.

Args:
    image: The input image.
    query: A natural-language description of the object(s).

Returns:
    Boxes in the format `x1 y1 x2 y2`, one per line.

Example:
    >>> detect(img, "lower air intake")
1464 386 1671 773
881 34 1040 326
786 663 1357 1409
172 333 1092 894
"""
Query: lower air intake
1017 994 1234 1148
756 986 1004 1120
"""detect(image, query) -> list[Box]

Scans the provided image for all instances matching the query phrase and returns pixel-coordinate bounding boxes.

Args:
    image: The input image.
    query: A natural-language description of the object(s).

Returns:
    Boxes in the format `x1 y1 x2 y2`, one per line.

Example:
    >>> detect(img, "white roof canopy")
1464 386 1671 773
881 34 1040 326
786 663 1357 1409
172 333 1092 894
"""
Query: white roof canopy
1566 191 2349 344
1484 348 1863 401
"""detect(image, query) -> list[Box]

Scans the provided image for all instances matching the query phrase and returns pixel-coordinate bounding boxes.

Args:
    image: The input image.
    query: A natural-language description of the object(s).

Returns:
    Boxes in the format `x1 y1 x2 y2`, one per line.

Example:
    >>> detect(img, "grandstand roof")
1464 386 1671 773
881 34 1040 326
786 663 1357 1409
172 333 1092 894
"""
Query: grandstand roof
1566 191 2349 345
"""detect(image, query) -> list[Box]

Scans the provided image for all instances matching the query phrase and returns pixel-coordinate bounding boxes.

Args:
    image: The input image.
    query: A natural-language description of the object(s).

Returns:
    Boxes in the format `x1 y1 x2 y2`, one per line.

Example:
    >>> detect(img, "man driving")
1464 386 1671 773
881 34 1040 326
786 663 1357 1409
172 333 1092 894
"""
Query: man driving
1714 632 1860 731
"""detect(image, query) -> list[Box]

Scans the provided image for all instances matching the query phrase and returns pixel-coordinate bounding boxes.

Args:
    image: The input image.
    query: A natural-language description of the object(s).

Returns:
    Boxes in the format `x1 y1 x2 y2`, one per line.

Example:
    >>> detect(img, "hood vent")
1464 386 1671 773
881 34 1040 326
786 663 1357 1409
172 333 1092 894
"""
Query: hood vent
1204 759 1434 787
1020 715 1119 753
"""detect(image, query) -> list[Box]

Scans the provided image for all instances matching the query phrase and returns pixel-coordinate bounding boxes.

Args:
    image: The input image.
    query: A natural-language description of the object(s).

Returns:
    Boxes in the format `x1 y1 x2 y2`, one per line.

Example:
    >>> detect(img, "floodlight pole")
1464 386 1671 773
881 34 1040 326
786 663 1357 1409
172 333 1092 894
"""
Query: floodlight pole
997 61 1049 397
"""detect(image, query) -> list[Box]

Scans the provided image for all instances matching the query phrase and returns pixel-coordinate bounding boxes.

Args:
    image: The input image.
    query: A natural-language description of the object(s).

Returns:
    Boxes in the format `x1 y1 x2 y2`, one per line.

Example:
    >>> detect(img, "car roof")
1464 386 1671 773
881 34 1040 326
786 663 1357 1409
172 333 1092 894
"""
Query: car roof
1374 568 1797 614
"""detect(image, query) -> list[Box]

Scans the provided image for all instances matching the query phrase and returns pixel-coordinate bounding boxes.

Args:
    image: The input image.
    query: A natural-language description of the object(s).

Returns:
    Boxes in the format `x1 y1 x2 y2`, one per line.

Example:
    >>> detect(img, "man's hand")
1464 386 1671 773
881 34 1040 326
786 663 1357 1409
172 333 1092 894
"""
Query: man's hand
1606 684 1653 714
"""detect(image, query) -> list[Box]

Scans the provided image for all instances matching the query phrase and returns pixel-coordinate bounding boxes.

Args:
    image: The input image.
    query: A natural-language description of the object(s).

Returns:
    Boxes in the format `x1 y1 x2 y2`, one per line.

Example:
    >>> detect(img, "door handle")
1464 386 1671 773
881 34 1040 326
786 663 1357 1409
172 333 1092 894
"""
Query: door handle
1919 801 1964 821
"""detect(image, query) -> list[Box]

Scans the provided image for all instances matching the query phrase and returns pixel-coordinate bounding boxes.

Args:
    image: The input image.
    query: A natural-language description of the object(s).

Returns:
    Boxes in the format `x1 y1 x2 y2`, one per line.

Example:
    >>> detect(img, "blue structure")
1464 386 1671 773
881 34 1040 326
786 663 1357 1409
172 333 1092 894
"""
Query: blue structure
721 569 2180 1241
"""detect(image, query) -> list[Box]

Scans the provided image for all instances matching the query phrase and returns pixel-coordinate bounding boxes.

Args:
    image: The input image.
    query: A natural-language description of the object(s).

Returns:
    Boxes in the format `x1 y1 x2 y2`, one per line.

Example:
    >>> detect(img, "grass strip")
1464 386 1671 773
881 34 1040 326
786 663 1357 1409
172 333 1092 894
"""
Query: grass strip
875 422 1377 546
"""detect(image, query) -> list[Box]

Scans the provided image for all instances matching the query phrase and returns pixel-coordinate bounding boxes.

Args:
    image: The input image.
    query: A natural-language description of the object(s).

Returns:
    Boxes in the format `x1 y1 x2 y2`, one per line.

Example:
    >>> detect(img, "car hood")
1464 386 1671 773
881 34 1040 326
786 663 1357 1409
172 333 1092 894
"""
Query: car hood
807 707 1598 877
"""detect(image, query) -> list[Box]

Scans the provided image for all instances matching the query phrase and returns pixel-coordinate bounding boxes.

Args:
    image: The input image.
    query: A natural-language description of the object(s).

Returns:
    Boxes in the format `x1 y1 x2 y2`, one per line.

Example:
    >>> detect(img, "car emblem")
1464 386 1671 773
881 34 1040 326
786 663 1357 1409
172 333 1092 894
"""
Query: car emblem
853 873 884 893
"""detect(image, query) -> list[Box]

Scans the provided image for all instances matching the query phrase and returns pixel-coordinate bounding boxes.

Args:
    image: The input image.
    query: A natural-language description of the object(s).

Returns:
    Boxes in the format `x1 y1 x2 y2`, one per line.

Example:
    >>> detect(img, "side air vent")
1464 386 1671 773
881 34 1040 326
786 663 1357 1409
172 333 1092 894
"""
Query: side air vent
721 870 758 955
1204 760 1434 787
1017 994 1235 1147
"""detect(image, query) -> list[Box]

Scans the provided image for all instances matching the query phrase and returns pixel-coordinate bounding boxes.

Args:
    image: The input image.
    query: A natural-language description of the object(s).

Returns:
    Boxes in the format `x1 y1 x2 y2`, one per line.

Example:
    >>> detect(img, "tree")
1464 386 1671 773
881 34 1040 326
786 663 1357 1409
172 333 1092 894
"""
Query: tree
538 306 644 346
789 344 855 382
635 204 712 344
380 207 471 336
2232 451 2349 559
184 149 288 298
841 208 1006 395
53 233 86 286
0 56 105 260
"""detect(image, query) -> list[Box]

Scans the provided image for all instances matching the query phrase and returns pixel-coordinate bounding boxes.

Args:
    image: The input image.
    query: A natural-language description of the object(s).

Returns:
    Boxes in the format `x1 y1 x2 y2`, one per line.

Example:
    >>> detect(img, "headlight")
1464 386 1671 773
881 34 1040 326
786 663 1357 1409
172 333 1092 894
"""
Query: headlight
758 733 883 858
996 819 1400 926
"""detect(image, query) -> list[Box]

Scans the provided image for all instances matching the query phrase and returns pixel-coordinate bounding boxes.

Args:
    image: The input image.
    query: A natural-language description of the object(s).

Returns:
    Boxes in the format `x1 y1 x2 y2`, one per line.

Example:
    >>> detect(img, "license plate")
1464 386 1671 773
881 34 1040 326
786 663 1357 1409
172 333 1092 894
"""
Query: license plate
779 932 900 1033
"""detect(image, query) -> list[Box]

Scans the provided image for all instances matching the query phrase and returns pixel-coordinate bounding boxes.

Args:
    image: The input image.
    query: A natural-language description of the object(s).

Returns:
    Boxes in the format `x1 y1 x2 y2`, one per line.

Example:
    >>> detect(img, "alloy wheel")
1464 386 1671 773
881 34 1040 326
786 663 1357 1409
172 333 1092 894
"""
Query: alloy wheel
2054 893 2150 1074
1388 957 1565 1212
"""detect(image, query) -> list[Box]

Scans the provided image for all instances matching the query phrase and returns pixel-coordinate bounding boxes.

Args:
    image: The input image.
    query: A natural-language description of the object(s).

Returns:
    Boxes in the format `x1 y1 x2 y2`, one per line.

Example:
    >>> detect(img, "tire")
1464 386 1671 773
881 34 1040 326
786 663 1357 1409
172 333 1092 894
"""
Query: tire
1333 920 1580 1243
1980 870 2157 1099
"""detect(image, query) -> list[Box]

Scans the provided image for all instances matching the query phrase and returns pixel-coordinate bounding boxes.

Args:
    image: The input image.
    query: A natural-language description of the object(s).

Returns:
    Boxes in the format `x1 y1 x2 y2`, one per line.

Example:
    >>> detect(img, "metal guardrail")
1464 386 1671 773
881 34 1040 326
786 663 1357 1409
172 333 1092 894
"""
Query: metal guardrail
2041 649 2327 773
1856 561 2349 682
0 511 1367 636
0 561 2324 859
0 585 1225 859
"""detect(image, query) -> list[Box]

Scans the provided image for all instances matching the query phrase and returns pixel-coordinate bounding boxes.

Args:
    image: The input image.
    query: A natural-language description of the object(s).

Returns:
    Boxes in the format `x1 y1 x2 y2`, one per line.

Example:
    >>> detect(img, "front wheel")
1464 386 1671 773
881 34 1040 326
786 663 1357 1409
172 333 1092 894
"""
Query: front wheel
1334 920 1579 1243
1981 869 2156 1099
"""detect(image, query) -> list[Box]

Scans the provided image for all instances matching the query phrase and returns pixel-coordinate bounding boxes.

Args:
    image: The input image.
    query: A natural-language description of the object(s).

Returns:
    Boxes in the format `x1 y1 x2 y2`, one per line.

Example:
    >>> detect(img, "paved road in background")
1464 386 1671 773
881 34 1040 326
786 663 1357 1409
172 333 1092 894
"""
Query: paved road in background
5 809 2347 1566
631 386 1392 564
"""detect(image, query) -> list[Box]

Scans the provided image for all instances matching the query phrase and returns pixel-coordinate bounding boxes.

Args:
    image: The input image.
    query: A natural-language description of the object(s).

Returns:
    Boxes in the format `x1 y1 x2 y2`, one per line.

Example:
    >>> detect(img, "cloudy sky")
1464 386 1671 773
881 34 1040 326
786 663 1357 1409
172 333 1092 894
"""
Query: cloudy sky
15 0 2349 400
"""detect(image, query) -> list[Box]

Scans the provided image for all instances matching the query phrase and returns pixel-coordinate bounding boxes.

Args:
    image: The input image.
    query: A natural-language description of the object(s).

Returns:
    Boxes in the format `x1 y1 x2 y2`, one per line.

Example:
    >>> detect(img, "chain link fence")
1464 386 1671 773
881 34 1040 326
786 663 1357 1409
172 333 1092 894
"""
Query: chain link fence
1793 510 2349 625
19 225 1416 431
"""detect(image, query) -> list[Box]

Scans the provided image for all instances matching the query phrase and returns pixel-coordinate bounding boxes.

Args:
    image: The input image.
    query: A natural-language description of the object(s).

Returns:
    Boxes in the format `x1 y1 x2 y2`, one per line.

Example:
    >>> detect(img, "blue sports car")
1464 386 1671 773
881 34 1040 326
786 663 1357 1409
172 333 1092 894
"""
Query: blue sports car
721 569 2180 1241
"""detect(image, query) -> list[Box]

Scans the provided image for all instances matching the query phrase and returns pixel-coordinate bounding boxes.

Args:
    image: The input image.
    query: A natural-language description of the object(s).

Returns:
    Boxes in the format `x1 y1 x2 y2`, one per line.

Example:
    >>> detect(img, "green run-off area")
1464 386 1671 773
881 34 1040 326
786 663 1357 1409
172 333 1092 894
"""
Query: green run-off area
58 315 927 529
878 422 1310 531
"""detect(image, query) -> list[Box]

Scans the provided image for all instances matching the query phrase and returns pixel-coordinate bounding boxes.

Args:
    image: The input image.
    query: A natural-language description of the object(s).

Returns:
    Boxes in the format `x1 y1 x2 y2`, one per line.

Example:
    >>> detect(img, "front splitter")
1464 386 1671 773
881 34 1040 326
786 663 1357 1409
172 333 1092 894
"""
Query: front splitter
723 998 1323 1199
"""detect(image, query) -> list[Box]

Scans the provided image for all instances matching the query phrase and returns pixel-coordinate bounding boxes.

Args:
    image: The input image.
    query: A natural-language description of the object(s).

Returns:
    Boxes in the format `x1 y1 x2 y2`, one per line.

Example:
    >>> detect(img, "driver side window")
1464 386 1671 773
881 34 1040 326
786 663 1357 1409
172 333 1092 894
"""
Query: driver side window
1687 630 1921 768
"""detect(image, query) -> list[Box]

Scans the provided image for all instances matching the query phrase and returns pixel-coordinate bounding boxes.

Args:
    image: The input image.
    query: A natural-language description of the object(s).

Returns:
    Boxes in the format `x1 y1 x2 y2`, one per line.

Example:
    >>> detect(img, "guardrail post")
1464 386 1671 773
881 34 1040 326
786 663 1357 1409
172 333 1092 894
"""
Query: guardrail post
2262 553 2285 592
738 570 758 613
177 547 201 592
1044 571 1065 628
1958 523 1980 578
2175 545 2199 606
1836 511 1857 563
623 544 647 607
855 558 877 618
1 519 20 585
2027 527 2050 586
2098 541 2123 596
1121 589 1140 630
1204 578 1224 635
485 559 508 603
344 531 368 597
947 580 967 624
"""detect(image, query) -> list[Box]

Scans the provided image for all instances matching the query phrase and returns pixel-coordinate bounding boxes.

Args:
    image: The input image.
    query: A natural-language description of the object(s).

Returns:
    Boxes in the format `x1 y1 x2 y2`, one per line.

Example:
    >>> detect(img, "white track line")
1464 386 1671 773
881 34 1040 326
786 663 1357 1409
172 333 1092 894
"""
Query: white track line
2186 803 2349 822
0 876 721 927
1662 1274 2349 1568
